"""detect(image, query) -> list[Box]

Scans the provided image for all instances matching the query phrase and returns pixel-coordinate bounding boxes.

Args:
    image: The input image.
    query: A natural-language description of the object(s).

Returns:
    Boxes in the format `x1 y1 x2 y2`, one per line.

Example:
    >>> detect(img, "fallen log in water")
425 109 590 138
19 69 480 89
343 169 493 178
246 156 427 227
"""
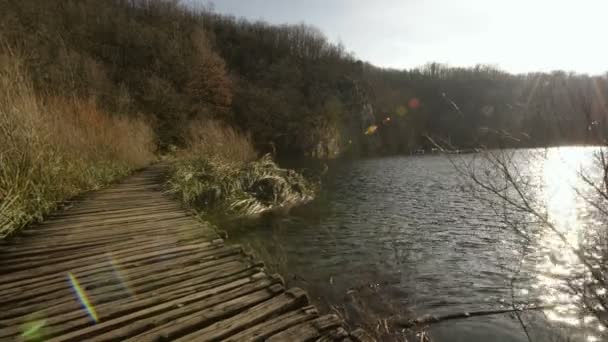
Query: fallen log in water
395 305 555 328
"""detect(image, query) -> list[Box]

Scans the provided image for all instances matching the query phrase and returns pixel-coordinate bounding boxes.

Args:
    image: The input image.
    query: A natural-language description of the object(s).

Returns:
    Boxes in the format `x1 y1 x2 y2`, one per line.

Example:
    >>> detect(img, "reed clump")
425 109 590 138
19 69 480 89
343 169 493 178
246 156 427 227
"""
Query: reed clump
167 119 314 216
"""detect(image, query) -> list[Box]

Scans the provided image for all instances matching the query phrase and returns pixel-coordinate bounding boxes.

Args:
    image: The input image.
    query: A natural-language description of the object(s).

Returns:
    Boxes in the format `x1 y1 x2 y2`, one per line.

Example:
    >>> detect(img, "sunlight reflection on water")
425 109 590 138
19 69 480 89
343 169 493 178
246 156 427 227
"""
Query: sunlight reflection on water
534 146 604 340
224 148 607 342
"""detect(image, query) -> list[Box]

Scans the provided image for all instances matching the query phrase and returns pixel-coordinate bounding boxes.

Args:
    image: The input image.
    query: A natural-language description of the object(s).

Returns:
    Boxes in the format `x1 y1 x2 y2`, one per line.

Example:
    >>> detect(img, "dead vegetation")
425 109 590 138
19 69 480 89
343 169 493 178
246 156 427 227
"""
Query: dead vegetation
0 52 155 237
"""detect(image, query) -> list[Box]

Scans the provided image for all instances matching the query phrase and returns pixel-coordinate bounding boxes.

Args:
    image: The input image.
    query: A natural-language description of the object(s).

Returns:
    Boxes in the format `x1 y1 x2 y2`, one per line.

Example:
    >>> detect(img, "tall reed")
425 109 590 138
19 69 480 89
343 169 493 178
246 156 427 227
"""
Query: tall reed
0 53 155 237
183 119 257 165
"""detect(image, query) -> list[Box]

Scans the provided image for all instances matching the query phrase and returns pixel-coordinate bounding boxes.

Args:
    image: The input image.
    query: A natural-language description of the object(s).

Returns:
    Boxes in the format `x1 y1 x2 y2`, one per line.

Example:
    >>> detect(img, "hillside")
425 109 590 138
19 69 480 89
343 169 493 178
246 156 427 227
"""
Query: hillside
2 0 606 158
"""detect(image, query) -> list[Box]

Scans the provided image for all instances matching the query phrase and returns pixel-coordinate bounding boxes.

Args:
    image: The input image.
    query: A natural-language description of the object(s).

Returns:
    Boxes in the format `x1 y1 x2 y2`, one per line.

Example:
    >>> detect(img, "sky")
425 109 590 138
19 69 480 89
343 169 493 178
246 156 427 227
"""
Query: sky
192 0 608 75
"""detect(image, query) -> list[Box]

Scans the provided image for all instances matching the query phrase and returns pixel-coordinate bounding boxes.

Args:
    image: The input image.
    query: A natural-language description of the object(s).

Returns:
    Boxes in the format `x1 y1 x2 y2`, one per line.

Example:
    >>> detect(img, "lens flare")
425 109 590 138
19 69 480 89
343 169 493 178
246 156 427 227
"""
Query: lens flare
395 105 408 117
364 125 378 135
21 318 46 341
408 98 421 109
108 254 136 298
68 272 99 323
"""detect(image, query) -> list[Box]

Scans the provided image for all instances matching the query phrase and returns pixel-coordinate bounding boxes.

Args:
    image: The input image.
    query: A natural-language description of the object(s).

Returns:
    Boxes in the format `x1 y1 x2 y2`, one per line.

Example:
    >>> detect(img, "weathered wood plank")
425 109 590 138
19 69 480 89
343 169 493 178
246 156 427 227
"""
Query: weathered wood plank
0 254 250 322
0 227 222 271
0 165 364 342
125 283 286 342
177 288 311 342
0 231 211 271
0 246 243 310
316 327 350 342
0 242 213 292
48 203 180 219
43 206 181 224
349 328 377 342
224 305 319 341
0 240 228 301
13 216 195 240
0 230 215 264
45 276 280 342
86 276 282 341
2 267 262 329
23 211 190 232
0 270 268 340
266 314 344 342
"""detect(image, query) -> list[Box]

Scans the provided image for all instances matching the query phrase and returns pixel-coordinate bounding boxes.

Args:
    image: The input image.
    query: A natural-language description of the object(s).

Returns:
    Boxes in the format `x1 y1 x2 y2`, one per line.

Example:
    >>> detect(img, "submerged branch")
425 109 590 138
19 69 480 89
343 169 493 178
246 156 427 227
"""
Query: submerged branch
395 305 556 328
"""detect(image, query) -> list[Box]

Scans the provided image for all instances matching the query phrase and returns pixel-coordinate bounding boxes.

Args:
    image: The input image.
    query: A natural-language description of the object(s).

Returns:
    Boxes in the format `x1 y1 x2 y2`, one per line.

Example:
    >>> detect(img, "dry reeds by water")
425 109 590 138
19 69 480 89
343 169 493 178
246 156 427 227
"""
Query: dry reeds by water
185 119 258 165
167 119 315 217
0 54 155 237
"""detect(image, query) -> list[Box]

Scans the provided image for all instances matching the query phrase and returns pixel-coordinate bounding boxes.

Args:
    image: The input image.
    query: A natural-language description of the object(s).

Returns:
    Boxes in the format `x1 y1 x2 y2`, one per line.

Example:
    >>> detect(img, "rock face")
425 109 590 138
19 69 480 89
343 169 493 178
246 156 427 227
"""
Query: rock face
345 79 381 157
305 77 380 159
310 124 342 159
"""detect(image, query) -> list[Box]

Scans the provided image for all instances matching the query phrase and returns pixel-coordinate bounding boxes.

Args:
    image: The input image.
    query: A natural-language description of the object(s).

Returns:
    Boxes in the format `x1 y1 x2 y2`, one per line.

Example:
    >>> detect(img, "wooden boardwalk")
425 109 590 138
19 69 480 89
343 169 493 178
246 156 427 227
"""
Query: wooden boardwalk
0 165 372 341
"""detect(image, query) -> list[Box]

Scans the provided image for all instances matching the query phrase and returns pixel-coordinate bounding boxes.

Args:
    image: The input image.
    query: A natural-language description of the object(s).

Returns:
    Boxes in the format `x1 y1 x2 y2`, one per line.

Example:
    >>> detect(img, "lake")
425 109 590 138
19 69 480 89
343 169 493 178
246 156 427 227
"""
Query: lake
219 147 607 342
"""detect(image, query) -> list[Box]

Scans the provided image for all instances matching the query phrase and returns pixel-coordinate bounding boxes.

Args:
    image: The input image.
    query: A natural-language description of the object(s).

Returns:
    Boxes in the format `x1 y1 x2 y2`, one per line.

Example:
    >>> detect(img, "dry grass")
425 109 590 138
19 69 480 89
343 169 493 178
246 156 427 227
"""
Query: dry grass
167 119 314 216
183 119 257 165
0 52 155 237
167 154 314 216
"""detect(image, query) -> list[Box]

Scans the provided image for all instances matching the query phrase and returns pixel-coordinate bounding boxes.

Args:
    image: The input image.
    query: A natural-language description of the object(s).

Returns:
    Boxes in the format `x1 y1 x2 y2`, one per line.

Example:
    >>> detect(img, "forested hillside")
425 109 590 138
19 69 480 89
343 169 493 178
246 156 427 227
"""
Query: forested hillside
2 0 606 158
366 64 608 152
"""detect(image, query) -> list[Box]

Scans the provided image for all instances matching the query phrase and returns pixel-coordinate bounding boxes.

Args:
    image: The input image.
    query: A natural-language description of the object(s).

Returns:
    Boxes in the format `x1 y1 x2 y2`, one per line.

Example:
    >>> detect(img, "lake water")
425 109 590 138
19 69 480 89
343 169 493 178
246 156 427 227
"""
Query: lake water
219 147 607 342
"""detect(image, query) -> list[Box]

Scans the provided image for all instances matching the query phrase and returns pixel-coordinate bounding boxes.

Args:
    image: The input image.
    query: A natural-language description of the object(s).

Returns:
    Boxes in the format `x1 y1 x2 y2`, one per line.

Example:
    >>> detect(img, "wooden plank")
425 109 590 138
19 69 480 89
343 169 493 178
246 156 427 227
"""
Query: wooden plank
56 200 174 213
0 242 213 292
48 203 180 218
44 275 278 342
224 305 319 341
10 219 208 249
0 240 228 301
23 211 190 232
43 198 174 213
349 328 376 342
0 229 214 271
266 315 343 342
0 270 267 340
0 230 212 264
173 287 310 341
0 254 248 322
0 239 208 281
0 165 364 342
124 283 286 342
316 327 349 342
14 216 195 240
1 223 215 258
43 206 181 224
1 267 264 333
0 246 243 311
86 276 282 341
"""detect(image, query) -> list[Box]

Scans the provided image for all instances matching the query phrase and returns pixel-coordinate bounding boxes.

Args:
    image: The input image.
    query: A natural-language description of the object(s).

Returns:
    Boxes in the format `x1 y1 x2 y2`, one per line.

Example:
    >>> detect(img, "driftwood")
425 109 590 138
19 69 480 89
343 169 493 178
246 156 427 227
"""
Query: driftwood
396 305 554 328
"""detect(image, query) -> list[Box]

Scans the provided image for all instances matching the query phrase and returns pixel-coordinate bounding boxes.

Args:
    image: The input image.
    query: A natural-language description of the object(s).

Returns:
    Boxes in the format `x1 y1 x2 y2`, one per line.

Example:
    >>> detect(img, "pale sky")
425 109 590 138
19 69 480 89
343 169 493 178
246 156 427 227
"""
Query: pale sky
194 0 608 75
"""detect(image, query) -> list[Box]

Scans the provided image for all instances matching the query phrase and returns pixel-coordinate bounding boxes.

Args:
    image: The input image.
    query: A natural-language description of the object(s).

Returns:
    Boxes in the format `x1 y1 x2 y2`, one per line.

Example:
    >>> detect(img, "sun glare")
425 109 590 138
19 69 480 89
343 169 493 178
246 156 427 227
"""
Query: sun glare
536 146 603 338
